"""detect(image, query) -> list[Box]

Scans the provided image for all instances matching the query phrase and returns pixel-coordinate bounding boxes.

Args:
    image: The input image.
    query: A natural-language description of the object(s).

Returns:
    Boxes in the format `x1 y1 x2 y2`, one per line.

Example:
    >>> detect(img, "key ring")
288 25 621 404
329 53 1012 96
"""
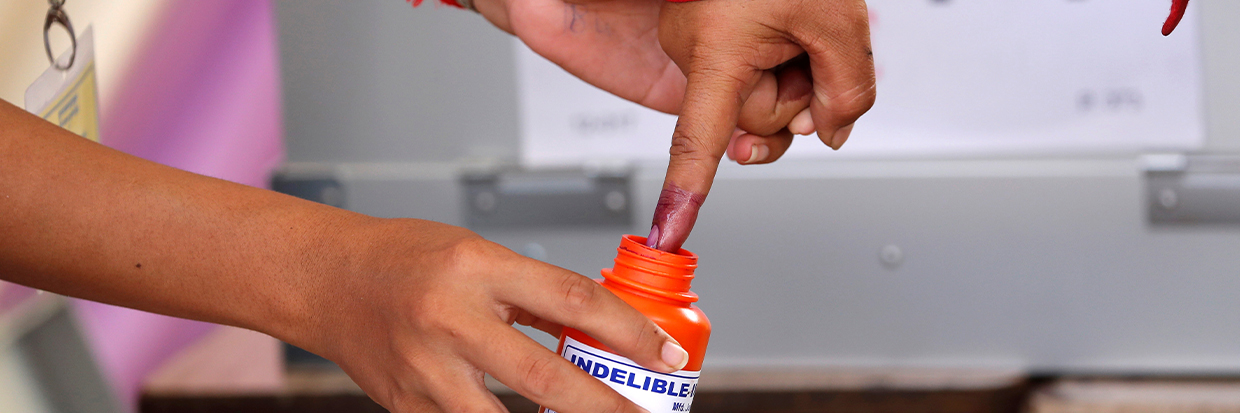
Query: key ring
43 0 76 70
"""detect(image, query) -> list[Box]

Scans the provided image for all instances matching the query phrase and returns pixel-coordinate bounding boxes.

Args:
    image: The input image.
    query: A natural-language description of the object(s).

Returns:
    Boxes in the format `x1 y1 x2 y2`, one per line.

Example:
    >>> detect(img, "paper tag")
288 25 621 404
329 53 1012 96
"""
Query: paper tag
26 26 101 142
546 336 699 413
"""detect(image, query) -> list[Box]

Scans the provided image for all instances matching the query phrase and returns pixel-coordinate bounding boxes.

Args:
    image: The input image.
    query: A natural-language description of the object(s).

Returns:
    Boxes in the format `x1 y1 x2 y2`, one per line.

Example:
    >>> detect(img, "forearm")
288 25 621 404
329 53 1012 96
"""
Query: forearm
0 99 368 343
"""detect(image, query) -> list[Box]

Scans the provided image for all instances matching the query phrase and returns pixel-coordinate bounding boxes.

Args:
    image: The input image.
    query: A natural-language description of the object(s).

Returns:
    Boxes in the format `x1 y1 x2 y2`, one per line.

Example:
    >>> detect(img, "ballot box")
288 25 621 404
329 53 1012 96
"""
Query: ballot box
271 0 1240 394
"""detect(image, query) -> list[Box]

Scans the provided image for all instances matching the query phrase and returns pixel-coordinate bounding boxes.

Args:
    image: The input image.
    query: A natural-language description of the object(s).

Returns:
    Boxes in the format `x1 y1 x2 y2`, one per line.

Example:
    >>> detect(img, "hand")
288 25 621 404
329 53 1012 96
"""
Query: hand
472 0 814 162
477 0 680 114
647 0 877 251
0 100 688 413
293 218 689 412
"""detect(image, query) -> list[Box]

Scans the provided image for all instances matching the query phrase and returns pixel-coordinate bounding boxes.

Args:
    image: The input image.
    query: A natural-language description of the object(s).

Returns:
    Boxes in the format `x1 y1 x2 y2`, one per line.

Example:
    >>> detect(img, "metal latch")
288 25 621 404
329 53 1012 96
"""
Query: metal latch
1144 154 1240 225
462 166 633 229
270 165 346 209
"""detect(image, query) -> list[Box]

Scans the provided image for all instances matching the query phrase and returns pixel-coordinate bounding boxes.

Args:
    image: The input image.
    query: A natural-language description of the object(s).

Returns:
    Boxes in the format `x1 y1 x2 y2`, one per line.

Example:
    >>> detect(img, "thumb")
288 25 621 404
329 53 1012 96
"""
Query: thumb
648 64 757 252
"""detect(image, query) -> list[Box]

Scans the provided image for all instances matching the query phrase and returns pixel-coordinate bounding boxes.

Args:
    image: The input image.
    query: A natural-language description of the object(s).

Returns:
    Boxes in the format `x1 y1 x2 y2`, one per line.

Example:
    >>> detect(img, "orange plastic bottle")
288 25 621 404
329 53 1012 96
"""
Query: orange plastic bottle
541 234 711 413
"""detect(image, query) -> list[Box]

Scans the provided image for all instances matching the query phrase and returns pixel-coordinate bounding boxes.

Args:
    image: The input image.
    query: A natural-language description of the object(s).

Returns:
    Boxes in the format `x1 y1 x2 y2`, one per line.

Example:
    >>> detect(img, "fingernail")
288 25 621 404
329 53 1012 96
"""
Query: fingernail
789 108 814 136
744 144 769 164
661 341 689 371
646 225 661 249
831 124 855 150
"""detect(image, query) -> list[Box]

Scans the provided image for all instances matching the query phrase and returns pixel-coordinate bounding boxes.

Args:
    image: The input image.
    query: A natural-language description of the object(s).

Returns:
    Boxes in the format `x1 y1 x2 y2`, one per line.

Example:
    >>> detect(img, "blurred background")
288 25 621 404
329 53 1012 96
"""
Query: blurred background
3 0 1240 412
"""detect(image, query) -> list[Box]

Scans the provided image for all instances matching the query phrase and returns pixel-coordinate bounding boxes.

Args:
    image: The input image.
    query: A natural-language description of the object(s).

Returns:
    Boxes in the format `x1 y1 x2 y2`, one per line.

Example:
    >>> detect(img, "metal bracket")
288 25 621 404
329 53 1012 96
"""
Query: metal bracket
1145 154 1240 225
462 166 633 229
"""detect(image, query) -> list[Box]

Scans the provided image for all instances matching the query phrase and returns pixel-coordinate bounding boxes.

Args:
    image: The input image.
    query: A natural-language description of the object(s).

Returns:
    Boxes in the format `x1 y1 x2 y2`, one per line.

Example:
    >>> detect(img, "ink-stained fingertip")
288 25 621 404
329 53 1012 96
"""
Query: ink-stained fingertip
646 225 661 249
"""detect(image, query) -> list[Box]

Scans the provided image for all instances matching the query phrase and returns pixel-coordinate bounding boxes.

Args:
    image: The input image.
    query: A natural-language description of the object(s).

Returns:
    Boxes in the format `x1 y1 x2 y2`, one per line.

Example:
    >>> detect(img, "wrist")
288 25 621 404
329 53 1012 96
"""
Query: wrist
259 212 384 360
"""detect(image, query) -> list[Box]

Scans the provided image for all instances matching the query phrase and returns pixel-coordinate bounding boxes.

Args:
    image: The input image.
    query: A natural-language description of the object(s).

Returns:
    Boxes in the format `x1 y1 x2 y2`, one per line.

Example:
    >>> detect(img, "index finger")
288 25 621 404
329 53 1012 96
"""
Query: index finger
648 63 759 253
494 258 688 373
467 319 645 413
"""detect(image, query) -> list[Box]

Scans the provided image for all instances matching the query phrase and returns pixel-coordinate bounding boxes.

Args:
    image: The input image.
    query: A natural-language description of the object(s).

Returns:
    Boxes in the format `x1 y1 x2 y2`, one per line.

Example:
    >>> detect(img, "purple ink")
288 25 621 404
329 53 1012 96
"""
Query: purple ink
646 185 706 252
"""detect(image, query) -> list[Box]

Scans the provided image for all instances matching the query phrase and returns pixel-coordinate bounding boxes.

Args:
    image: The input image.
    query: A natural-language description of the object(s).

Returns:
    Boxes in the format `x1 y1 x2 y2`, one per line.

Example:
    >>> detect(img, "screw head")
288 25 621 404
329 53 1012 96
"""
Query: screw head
1158 188 1179 210
319 186 343 207
474 191 497 213
604 190 627 213
522 243 547 261
880 244 904 270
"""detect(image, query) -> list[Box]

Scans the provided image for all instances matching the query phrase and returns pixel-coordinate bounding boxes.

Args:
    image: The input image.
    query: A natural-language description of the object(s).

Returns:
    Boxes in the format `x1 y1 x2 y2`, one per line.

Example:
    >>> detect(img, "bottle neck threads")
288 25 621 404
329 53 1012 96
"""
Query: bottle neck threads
602 235 699 303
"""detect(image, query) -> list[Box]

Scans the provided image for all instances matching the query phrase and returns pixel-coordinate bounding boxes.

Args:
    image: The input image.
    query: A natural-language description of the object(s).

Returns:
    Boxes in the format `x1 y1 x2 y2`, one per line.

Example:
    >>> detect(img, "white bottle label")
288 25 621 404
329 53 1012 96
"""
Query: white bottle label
546 336 699 413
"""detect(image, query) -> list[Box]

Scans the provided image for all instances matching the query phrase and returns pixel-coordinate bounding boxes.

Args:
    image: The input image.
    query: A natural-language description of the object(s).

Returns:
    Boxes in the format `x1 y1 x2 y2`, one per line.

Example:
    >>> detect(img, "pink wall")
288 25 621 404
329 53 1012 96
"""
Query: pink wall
76 0 285 409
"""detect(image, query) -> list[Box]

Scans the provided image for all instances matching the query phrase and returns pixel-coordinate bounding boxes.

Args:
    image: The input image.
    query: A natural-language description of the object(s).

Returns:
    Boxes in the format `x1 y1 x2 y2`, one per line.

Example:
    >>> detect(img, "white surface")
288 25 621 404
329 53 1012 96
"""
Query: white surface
0 348 52 413
279 0 1240 373
516 0 1204 166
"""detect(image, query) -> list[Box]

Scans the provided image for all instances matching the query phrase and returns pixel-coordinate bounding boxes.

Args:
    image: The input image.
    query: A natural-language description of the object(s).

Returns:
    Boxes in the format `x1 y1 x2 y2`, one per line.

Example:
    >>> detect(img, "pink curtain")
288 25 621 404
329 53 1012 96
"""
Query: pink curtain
77 0 285 409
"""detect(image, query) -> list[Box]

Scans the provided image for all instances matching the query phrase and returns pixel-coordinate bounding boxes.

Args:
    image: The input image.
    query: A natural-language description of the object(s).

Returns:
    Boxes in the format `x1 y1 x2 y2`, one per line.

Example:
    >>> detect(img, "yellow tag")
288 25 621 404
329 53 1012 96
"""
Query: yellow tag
26 26 101 142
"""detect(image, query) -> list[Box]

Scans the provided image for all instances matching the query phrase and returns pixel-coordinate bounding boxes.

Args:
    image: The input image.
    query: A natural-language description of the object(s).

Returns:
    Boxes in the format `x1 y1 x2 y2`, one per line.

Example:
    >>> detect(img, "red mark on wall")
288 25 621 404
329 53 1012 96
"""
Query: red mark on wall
1163 0 1189 36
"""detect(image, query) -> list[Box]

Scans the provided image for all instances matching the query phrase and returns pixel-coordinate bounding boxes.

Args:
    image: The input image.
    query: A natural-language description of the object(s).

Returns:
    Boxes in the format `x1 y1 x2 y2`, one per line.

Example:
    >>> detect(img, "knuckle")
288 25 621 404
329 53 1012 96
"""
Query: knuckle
846 2 871 32
518 353 562 400
826 81 877 121
693 65 753 94
806 0 869 36
630 321 660 354
440 235 495 274
411 297 468 340
447 236 488 261
558 274 600 317
669 127 726 161
737 108 784 137
669 131 708 159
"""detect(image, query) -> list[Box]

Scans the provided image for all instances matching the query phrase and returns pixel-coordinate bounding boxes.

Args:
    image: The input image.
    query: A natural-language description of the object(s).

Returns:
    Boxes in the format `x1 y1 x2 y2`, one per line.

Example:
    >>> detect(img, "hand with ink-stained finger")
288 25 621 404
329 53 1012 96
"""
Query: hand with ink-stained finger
468 0 1190 255
641 0 1190 253
470 0 826 166
468 0 877 253
649 0 878 252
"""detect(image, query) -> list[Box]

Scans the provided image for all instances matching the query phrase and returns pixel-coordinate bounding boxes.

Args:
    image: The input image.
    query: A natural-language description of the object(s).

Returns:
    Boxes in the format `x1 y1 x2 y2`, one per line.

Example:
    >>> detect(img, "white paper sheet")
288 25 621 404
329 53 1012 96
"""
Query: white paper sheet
516 0 1204 166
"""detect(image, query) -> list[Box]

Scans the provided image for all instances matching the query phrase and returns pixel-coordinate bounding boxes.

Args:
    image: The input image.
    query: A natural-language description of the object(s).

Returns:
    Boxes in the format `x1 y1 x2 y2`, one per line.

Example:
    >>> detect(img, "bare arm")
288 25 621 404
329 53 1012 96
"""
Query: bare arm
0 99 348 340
0 99 686 413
